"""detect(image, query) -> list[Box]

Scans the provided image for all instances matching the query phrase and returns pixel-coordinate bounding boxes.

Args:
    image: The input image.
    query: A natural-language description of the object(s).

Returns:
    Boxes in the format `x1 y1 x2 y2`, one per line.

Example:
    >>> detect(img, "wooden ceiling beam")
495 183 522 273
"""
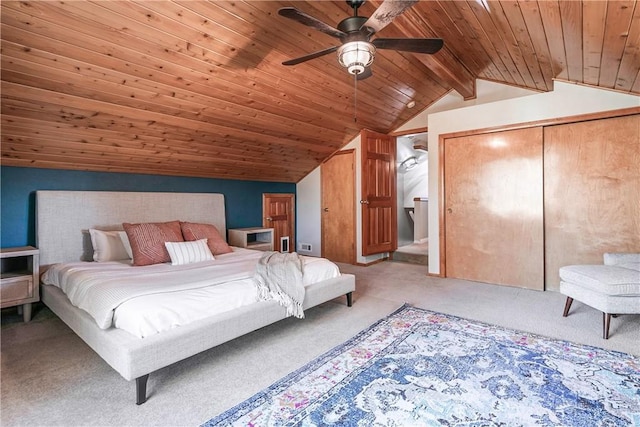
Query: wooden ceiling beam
367 1 477 100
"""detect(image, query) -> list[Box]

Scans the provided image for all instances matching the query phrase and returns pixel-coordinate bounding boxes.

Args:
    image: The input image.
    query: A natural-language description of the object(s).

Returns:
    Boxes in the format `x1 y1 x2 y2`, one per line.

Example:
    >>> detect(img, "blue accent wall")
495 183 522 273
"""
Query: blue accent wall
1 166 295 248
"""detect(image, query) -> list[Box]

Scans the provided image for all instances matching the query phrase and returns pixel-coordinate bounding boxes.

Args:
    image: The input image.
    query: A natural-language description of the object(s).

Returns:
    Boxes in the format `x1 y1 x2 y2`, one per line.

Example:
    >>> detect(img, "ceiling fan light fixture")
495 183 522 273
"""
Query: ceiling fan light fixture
337 41 375 74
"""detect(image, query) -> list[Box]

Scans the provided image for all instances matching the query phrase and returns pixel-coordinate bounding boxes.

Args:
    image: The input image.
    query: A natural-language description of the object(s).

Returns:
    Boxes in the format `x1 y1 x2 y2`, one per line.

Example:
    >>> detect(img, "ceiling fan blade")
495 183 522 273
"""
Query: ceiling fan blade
356 66 373 81
278 7 346 39
361 0 418 34
373 38 444 54
282 46 339 66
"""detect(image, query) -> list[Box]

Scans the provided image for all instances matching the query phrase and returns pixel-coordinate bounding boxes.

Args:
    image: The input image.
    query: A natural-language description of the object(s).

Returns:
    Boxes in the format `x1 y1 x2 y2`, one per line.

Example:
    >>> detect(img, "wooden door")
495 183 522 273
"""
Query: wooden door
361 129 397 256
321 150 356 263
262 193 295 253
444 127 544 290
544 113 640 290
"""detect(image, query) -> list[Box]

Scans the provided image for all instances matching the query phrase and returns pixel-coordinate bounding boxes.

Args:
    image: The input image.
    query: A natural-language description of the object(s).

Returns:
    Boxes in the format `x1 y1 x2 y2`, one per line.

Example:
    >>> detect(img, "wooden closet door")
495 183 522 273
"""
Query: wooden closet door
544 114 640 290
321 150 356 264
262 194 295 252
444 127 544 290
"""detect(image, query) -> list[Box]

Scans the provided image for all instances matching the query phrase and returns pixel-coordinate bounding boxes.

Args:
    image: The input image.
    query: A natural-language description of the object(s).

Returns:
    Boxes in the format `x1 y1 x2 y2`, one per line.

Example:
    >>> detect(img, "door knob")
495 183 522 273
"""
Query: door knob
447 208 452 213
323 208 329 212
266 217 273 221
360 200 369 204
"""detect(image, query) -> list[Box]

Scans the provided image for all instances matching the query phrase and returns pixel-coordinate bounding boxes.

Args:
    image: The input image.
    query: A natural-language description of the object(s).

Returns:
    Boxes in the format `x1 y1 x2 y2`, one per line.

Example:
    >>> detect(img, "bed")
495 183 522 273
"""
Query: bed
36 191 355 404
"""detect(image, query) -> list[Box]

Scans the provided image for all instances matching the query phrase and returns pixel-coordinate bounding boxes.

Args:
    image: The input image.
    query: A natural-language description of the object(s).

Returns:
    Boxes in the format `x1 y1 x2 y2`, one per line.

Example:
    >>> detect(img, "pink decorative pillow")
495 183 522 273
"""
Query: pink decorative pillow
180 222 233 255
123 221 184 266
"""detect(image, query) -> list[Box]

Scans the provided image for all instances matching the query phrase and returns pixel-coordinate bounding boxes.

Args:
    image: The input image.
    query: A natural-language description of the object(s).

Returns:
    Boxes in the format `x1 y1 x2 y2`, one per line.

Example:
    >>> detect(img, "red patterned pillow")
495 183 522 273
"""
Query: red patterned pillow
123 221 184 266
180 222 233 255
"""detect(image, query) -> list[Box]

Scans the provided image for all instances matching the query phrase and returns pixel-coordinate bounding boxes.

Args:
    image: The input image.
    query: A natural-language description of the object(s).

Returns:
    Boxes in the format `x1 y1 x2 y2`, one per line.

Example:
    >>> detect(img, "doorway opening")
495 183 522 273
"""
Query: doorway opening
394 132 428 265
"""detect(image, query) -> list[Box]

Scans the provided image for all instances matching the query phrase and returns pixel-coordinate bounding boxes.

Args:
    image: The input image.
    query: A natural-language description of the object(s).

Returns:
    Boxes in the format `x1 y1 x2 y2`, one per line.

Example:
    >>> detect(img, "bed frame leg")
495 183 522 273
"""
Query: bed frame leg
136 374 149 405
346 292 353 307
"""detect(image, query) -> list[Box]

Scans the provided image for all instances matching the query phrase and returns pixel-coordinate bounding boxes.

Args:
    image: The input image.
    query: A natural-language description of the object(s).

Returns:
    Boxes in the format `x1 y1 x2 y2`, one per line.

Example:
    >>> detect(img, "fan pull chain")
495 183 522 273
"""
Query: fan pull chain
353 72 358 123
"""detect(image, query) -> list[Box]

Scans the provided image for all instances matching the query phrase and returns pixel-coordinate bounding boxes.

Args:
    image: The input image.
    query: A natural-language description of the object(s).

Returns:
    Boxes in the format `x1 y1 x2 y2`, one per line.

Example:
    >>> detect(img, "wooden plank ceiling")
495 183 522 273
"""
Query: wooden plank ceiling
2 1 639 183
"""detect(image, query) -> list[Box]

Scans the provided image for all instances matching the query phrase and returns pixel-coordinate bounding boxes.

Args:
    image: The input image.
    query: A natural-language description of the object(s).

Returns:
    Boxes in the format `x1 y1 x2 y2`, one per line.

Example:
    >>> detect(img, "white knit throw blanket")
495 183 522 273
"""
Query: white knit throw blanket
254 251 305 318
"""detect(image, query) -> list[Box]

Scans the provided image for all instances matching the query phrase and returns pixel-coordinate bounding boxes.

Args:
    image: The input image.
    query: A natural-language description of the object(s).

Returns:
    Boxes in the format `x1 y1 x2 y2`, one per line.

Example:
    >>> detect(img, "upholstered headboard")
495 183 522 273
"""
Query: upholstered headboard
36 191 226 267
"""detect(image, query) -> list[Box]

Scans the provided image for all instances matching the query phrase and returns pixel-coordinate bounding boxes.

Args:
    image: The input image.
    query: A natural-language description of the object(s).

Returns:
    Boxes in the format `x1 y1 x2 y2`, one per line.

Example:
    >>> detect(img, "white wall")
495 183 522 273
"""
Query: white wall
397 136 429 208
396 79 540 132
296 79 639 268
396 137 414 246
296 167 321 257
397 142 410 246
402 154 428 207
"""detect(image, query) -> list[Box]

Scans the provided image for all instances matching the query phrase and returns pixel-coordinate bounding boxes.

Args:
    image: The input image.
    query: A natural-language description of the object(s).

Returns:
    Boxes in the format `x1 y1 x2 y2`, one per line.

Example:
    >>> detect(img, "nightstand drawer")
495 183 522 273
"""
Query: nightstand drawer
0 276 34 306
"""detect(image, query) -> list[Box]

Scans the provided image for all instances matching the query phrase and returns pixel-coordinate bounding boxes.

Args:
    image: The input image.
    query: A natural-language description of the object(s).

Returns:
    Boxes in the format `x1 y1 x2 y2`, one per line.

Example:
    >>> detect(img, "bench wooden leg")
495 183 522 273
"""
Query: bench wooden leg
346 292 353 307
603 312 611 339
562 297 573 317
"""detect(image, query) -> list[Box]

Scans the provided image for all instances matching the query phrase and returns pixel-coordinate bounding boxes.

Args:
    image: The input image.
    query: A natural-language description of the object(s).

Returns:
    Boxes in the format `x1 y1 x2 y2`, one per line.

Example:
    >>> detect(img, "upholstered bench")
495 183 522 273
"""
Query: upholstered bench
560 253 640 339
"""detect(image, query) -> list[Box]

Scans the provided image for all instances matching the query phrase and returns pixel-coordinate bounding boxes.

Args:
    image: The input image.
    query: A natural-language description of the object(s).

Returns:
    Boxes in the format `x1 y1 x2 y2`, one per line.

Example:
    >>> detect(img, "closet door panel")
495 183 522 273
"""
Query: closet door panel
321 150 356 264
544 114 640 290
444 127 544 290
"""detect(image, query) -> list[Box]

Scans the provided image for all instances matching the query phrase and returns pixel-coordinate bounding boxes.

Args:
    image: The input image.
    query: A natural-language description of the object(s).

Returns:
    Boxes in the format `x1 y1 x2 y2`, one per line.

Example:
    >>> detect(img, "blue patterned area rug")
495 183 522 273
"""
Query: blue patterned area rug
204 304 640 426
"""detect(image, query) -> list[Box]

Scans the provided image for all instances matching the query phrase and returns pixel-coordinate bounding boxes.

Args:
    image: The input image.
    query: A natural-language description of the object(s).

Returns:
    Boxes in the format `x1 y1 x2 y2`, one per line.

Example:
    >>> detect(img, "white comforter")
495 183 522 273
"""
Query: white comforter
42 248 340 338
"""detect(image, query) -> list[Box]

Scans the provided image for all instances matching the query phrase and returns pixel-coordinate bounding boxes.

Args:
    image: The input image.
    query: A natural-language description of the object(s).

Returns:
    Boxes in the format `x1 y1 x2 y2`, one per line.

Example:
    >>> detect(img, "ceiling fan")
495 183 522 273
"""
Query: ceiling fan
278 0 443 80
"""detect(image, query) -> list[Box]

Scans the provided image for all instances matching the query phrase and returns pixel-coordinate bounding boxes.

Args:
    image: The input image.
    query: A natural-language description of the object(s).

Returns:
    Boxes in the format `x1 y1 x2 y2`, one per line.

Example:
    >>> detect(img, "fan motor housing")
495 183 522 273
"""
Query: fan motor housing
338 16 370 42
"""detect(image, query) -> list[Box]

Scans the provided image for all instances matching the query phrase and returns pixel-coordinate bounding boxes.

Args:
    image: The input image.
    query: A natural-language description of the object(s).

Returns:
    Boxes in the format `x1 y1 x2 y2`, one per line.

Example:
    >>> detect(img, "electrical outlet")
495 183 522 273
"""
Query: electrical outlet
299 243 312 251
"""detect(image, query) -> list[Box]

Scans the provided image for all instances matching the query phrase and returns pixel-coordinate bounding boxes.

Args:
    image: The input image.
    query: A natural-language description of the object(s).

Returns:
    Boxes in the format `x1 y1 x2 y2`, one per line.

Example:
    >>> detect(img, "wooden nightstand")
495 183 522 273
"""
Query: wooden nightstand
1 246 40 322
228 228 274 251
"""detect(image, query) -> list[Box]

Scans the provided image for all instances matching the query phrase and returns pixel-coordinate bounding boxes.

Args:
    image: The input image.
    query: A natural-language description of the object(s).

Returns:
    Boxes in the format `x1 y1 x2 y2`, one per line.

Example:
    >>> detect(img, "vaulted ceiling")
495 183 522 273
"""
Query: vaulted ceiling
2 1 639 182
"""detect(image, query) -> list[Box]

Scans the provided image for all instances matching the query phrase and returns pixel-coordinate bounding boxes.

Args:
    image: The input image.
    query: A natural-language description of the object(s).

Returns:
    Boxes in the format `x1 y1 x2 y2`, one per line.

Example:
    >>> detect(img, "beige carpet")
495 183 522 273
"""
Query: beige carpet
2 260 639 427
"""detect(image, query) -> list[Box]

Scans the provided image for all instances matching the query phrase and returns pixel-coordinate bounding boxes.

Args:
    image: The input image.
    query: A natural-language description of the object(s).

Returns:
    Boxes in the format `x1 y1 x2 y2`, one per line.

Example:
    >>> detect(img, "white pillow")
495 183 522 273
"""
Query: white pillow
89 229 131 262
119 232 133 259
164 239 214 265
